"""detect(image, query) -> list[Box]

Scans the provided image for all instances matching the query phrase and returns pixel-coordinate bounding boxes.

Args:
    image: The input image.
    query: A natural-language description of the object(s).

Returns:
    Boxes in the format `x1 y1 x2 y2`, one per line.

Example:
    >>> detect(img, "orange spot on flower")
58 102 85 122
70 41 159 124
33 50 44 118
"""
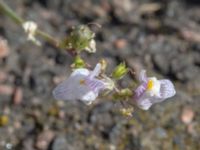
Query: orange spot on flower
79 79 86 85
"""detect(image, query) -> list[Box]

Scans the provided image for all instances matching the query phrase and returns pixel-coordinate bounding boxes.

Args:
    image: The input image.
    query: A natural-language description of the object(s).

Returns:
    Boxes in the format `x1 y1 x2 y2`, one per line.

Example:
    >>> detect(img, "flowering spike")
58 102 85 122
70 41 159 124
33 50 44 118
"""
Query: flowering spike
112 63 128 80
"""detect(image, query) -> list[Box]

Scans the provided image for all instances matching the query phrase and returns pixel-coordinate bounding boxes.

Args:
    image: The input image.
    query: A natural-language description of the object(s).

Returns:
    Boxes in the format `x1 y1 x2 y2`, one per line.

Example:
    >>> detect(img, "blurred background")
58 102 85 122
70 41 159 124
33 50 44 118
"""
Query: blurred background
0 0 200 150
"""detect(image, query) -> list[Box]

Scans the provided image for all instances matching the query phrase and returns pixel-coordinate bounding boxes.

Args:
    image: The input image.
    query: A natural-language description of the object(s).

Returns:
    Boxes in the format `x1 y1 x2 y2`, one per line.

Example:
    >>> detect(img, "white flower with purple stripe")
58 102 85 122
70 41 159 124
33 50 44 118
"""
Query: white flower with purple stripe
53 63 108 105
134 70 176 110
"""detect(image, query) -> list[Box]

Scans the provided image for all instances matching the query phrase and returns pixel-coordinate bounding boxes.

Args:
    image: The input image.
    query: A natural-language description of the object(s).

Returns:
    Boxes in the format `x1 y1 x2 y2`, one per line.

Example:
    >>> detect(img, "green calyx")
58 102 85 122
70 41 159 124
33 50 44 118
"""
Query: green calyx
112 63 128 80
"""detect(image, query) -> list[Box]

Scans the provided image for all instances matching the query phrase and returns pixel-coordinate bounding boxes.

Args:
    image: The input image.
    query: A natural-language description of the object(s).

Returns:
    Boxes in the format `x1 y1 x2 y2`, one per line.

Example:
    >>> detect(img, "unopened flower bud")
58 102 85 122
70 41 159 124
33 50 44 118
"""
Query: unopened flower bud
119 107 134 117
99 59 107 73
65 25 96 53
112 63 128 79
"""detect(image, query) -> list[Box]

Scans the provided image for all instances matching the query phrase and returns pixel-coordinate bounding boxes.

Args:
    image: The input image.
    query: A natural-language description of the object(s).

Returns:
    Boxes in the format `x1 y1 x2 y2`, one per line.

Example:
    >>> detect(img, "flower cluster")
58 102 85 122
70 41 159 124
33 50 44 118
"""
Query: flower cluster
52 24 176 113
21 21 176 111
0 1 176 117
53 63 176 111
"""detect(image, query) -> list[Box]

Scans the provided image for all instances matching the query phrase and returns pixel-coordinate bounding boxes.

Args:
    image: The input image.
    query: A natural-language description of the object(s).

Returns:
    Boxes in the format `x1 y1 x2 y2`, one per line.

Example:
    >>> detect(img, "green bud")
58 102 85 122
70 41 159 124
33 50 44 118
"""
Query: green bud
99 59 107 73
119 107 134 117
112 63 128 79
65 25 96 53
71 56 86 69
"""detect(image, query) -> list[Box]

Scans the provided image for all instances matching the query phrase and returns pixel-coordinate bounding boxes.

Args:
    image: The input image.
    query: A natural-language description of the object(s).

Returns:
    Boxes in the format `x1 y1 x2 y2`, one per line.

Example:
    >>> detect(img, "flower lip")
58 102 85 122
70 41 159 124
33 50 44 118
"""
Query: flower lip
134 70 176 110
53 63 112 105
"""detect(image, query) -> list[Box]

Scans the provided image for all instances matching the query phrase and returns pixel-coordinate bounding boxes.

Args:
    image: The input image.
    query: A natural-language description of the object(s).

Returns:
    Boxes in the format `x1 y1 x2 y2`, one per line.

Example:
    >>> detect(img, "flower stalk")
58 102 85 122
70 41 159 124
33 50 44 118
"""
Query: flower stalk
0 0 59 46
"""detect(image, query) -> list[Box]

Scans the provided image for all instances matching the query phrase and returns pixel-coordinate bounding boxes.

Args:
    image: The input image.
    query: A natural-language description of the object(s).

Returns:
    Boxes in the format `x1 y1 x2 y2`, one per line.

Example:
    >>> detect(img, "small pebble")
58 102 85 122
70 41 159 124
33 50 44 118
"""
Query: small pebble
35 130 55 150
113 39 127 49
12 87 23 105
0 37 9 58
181 107 194 124
0 85 13 95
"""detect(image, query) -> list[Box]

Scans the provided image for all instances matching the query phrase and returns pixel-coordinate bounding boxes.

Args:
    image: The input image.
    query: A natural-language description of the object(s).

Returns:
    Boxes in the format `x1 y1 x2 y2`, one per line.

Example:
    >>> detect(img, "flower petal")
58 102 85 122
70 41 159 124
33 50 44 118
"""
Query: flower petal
159 79 176 99
88 63 101 79
138 70 147 82
81 91 97 104
134 82 147 99
85 77 105 93
71 68 90 77
53 74 90 100
136 94 153 110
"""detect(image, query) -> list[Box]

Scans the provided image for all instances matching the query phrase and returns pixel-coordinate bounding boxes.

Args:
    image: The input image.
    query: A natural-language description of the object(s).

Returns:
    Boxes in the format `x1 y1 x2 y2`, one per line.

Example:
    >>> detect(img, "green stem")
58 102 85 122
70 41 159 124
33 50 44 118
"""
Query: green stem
0 0 59 46
0 0 23 24
36 29 59 47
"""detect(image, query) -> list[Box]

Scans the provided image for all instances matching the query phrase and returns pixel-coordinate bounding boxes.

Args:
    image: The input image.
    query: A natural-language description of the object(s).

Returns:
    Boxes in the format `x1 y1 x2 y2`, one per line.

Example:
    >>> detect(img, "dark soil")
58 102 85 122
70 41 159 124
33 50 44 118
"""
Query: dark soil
0 0 200 150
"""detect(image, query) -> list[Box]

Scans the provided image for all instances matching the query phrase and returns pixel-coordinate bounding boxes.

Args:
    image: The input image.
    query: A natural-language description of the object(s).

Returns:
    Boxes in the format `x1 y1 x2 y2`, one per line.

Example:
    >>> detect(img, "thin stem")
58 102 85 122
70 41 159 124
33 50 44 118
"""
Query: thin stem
0 0 59 47
0 0 23 24
36 29 59 47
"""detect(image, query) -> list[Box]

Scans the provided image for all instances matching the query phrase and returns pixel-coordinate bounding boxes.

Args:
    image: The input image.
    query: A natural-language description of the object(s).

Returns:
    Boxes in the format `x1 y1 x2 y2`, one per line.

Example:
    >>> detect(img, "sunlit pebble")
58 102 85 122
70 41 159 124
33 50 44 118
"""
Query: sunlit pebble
56 100 65 107
113 39 127 49
53 76 66 84
0 37 9 58
101 0 111 12
12 87 23 105
31 98 41 106
109 144 116 150
5 143 13 150
58 110 65 119
13 121 21 129
32 110 41 118
3 107 11 115
8 127 14 134
35 130 55 150
0 71 7 82
0 85 13 95
181 107 195 125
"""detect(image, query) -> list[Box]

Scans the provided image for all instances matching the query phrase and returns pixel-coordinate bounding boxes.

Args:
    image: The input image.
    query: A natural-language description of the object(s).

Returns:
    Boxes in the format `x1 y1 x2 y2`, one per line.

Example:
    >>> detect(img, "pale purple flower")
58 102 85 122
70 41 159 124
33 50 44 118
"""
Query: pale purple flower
53 63 108 105
134 70 176 110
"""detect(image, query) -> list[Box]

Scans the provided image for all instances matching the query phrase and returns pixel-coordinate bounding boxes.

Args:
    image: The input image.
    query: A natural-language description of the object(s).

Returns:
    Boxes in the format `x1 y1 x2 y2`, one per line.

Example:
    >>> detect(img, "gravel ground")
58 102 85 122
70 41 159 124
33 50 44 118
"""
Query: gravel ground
0 0 200 150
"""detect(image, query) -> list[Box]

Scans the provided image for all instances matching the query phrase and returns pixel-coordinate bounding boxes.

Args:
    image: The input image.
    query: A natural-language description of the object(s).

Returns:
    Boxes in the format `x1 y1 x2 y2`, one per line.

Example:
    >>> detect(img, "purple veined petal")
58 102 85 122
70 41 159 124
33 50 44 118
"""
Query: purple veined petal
148 79 176 103
85 77 105 93
138 70 148 82
135 94 153 110
88 63 101 79
53 74 91 101
159 79 176 99
134 82 147 99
